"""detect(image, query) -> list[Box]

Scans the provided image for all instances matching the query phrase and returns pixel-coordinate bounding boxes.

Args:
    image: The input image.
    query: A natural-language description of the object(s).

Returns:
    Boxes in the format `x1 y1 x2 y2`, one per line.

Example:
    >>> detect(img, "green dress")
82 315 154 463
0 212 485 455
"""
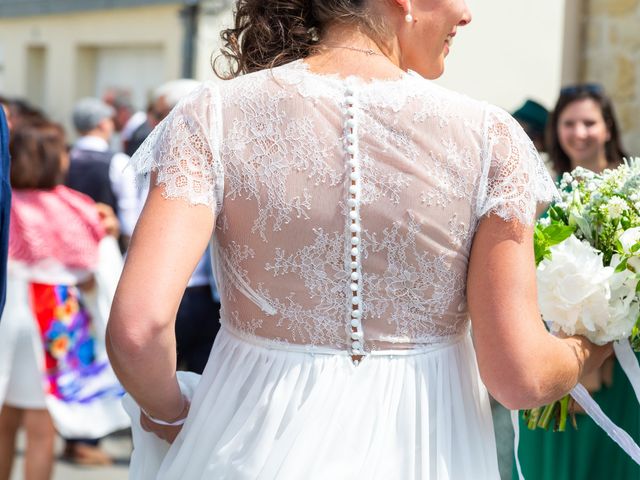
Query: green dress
513 354 640 480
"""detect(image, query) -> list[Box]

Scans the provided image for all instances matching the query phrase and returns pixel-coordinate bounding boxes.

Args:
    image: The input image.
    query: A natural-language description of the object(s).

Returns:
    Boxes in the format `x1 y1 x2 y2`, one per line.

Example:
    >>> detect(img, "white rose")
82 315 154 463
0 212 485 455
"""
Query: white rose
537 235 637 344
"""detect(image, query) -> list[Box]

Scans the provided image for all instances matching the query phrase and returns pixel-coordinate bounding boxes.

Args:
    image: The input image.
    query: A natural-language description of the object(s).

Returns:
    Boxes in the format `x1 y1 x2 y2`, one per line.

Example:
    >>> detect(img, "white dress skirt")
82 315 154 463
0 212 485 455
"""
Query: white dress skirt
125 325 499 480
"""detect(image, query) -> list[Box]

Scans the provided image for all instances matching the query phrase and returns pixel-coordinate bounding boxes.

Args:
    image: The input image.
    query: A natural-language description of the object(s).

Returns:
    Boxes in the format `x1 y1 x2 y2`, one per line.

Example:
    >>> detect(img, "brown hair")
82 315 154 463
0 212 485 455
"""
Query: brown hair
214 0 376 79
547 84 627 175
9 122 68 190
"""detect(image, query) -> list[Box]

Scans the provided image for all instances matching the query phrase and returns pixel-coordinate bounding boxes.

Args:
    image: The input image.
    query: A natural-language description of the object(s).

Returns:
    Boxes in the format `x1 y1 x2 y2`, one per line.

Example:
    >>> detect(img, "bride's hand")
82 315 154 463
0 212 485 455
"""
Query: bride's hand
139 397 191 444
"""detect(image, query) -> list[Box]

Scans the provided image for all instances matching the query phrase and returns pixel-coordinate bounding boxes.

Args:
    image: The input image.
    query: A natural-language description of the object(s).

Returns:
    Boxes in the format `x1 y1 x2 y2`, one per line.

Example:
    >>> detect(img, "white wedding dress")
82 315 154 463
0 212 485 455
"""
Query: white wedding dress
126 60 557 479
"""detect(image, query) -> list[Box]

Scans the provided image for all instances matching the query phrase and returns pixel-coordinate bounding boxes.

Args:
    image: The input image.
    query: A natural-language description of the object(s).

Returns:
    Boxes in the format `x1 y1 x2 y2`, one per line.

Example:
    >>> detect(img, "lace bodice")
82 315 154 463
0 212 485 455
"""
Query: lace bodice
132 60 558 354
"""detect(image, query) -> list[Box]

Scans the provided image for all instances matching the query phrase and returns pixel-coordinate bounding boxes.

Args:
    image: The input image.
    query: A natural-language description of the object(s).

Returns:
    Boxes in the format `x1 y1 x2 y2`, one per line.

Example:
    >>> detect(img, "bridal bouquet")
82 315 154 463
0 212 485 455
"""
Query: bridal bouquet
524 159 640 431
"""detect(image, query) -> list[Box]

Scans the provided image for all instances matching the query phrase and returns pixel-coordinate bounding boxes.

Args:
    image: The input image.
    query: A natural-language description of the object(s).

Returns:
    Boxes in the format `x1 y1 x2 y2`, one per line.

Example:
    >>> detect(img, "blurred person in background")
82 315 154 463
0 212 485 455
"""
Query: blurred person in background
124 79 201 161
66 97 138 252
512 99 549 155
0 121 129 479
102 88 148 157
1 98 46 131
514 84 639 480
0 98 10 318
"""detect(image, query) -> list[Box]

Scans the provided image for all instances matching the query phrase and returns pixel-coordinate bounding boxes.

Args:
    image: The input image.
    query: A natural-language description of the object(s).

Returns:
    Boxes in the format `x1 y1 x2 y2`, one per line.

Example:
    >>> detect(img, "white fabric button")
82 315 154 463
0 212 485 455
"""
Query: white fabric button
351 247 359 257
346 133 356 143
350 319 361 328
349 211 357 220
349 185 358 195
349 171 359 181
350 261 358 270
350 237 360 246
346 118 356 129
351 272 359 281
346 108 356 117
350 283 358 292
352 341 362 350
350 224 361 233
351 309 361 318
351 331 362 340
347 198 357 207
351 296 360 305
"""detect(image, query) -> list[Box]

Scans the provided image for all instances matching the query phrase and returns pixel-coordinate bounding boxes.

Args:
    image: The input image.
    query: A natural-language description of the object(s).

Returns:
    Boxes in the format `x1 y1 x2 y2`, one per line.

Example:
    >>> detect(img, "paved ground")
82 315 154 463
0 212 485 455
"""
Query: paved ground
11 430 131 480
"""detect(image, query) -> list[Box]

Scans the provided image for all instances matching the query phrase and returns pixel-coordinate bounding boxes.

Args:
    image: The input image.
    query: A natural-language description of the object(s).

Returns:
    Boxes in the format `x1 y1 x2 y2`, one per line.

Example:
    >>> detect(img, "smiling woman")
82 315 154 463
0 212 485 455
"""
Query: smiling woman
547 84 627 176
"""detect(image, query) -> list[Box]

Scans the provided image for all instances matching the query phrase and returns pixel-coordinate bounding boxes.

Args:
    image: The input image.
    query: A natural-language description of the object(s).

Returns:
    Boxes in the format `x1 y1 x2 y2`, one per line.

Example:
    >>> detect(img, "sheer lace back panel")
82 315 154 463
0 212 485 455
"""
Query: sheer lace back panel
131 60 558 354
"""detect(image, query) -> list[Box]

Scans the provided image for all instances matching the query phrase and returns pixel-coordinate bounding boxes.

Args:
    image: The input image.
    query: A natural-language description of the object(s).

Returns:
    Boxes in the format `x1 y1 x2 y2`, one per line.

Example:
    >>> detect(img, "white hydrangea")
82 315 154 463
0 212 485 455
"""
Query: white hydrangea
537 235 638 344
601 196 629 220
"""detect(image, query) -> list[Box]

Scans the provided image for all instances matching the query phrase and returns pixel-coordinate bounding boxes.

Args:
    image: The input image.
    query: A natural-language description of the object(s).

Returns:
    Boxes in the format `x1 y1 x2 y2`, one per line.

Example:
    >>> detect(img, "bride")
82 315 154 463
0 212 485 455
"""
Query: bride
107 0 612 478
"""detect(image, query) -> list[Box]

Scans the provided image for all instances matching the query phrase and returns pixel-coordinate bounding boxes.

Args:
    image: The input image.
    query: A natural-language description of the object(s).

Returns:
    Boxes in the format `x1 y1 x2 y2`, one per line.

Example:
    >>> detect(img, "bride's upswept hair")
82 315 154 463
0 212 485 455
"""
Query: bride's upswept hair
214 0 379 79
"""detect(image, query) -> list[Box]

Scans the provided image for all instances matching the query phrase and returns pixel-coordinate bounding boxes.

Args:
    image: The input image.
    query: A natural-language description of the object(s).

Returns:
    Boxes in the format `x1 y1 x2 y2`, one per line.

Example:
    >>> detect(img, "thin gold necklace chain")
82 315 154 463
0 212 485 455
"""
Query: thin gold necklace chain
320 44 384 57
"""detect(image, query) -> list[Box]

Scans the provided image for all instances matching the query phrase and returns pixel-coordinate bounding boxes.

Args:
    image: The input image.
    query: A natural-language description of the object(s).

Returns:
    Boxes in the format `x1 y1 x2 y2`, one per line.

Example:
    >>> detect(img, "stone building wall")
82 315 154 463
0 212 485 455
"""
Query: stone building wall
582 0 640 155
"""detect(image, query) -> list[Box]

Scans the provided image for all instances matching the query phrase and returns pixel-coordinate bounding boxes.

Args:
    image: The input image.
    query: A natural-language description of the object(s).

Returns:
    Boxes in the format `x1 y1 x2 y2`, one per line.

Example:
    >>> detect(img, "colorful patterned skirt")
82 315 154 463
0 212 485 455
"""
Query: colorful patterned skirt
0 278 130 438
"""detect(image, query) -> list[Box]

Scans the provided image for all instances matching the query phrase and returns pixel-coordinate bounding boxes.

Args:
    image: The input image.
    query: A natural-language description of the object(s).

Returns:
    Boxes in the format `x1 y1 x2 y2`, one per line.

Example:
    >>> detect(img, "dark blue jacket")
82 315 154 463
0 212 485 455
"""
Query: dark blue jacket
0 108 10 316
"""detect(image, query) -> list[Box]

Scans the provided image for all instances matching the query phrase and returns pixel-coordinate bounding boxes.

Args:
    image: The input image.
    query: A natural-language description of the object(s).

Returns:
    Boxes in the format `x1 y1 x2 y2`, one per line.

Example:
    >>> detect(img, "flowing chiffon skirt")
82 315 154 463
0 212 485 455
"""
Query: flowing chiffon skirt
124 326 499 479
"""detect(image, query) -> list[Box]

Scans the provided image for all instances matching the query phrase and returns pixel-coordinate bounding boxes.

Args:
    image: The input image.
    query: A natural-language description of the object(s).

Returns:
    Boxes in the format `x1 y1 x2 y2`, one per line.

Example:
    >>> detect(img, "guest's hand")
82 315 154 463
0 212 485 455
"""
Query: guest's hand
95 203 120 238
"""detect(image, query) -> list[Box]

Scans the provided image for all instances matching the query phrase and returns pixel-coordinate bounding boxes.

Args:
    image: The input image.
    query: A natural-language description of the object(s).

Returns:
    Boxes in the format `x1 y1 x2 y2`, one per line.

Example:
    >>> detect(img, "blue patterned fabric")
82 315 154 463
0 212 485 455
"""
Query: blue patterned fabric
0 107 10 316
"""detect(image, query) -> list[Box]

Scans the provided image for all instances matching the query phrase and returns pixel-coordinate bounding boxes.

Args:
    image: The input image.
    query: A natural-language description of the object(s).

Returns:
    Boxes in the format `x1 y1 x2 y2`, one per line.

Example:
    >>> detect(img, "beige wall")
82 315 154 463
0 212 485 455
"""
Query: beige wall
436 0 575 114
582 0 640 155
0 4 183 136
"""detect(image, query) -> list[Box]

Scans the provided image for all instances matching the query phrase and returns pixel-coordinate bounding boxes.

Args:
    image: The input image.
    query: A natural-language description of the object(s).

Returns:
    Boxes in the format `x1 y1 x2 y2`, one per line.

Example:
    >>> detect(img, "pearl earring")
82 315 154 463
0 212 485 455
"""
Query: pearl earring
405 13 413 23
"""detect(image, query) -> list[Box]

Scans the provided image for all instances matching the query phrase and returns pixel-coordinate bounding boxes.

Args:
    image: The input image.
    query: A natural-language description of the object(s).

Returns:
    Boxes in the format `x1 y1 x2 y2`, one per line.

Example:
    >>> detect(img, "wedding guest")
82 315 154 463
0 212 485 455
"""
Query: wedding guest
107 2 612 478
0 122 129 478
514 83 639 480
102 88 148 156
66 98 138 252
512 98 549 154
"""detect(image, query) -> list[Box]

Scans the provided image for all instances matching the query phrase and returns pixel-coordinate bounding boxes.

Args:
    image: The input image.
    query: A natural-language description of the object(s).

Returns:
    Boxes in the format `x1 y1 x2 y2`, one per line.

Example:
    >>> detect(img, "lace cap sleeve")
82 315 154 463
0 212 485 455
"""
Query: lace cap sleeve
129 82 224 215
476 105 559 225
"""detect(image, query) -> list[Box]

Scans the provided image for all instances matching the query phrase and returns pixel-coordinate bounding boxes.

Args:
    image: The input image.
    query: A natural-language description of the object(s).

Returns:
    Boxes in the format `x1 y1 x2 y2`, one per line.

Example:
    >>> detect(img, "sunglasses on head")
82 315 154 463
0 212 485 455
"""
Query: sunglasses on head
559 83 604 97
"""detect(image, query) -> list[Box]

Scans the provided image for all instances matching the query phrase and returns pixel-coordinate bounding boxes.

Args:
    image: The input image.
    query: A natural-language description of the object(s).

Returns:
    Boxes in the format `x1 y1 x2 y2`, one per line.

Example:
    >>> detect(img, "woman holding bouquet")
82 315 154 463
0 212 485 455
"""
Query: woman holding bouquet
514 85 640 479
107 1 613 478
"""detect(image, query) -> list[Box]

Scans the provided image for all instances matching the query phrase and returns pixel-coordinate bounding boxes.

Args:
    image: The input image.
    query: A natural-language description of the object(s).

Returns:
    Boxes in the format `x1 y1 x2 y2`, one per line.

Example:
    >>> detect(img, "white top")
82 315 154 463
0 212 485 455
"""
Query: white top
73 135 139 236
131 60 558 356
121 111 148 142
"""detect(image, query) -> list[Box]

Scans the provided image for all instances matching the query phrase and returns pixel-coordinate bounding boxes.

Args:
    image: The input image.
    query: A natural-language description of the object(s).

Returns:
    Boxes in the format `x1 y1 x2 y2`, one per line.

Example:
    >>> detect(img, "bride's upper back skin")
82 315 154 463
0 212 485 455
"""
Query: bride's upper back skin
107 0 612 431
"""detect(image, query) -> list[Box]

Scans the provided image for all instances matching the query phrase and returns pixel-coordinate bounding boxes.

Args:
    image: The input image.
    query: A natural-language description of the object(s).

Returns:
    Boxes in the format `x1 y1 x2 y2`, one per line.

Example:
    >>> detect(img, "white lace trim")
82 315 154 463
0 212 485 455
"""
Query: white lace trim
128 82 224 216
477 105 559 225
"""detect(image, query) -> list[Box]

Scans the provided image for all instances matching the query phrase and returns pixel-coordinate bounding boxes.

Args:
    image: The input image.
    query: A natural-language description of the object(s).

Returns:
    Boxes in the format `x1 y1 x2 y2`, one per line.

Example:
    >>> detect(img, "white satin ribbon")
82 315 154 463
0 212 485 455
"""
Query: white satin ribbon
511 409 525 480
512 340 640 479
569 383 640 465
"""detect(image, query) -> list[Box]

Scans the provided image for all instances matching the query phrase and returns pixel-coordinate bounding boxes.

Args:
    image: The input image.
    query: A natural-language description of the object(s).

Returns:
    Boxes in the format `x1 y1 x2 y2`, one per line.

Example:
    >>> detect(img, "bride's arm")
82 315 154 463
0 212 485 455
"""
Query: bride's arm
467 214 612 410
106 174 215 422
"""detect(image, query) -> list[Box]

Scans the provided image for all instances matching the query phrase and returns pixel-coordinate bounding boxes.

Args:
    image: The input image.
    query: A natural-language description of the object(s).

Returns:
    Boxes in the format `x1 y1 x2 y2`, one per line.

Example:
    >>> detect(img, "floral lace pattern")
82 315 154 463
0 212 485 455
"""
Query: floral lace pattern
130 61 559 351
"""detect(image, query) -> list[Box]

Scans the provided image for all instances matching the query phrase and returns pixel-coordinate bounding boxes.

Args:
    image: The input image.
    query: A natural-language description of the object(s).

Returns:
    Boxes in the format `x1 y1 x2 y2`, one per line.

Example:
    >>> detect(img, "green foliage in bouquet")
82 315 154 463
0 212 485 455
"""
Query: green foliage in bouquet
526 160 640 432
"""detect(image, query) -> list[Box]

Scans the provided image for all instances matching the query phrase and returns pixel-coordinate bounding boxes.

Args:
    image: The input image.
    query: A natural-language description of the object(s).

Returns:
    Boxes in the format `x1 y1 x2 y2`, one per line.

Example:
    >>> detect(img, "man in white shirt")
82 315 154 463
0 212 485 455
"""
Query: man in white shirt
66 98 138 250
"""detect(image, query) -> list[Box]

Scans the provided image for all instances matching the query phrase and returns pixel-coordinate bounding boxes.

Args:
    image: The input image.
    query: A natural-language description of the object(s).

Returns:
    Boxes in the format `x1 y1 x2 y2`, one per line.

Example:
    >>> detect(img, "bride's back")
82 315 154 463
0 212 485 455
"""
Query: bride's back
160 60 544 352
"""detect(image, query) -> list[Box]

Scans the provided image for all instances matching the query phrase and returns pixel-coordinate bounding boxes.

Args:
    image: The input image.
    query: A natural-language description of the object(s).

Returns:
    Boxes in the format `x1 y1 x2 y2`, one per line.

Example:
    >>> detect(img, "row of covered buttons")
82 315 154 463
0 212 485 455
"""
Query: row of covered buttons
345 83 364 361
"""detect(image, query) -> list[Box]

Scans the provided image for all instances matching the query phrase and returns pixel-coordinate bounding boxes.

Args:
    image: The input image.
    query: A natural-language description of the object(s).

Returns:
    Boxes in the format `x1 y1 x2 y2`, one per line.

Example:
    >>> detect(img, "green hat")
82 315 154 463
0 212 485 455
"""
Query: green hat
512 99 548 134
